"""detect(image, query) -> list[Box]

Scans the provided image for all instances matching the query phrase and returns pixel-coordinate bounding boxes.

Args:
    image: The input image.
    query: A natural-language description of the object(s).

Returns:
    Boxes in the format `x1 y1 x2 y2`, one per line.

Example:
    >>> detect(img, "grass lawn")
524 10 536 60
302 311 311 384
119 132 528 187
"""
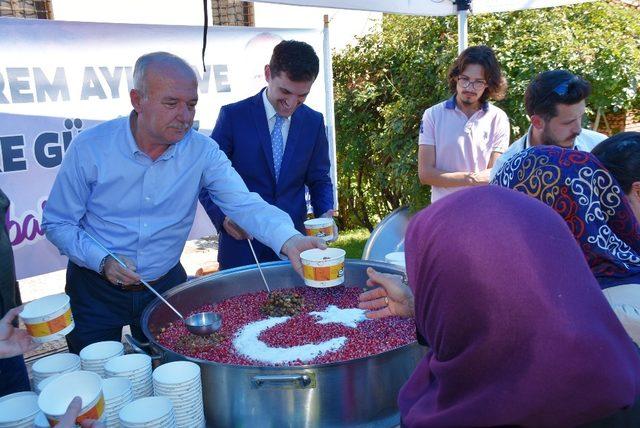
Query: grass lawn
330 228 371 259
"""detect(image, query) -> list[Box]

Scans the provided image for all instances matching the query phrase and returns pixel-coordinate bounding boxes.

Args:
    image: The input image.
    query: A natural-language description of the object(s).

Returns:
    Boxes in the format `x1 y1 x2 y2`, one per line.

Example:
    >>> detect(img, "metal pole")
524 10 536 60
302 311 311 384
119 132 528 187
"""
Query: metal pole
323 14 339 214
456 0 472 54
457 9 468 54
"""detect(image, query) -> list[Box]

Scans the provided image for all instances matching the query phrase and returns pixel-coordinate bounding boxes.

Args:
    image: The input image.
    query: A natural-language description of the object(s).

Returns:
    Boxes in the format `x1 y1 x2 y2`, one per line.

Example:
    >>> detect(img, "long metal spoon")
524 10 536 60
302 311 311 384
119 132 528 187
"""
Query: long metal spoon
247 238 271 294
85 233 221 335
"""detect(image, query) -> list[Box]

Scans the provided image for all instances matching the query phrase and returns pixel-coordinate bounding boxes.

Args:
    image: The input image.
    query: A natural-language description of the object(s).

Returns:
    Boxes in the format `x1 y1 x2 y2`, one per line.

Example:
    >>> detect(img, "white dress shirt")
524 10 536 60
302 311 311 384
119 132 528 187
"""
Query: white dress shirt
263 89 291 147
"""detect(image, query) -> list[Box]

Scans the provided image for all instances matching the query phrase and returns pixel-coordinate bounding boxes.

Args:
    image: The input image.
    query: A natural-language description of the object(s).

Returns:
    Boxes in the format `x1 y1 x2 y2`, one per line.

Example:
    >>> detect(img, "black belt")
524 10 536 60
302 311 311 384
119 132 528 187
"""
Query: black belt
107 273 168 292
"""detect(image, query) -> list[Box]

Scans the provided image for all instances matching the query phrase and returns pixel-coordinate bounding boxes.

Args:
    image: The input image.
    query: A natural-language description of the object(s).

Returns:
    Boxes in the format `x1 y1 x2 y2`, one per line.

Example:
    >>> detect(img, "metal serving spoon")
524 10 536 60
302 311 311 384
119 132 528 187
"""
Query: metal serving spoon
247 238 272 294
85 233 221 335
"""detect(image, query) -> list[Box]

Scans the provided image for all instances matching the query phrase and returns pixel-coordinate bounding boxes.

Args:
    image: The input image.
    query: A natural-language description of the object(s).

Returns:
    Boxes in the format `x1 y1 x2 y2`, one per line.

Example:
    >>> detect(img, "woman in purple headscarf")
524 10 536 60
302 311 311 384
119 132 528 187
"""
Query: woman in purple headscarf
359 186 640 427
492 144 640 344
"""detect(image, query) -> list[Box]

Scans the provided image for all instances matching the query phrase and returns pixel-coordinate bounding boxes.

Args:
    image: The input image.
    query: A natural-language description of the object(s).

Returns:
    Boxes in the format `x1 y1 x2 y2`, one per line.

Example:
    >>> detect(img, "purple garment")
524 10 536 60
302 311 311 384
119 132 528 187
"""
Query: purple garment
400 186 640 428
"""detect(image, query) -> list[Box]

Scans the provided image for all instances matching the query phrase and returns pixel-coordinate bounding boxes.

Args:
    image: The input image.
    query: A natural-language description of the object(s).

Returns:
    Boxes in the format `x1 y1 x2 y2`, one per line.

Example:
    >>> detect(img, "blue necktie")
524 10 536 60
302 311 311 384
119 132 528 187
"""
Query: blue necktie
271 115 285 182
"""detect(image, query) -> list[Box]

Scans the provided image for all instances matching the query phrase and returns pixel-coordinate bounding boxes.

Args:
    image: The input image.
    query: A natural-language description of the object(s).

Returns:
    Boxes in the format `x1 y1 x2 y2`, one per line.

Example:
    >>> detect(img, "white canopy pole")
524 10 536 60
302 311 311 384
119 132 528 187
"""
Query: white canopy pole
457 0 471 53
323 14 339 212
457 9 468 53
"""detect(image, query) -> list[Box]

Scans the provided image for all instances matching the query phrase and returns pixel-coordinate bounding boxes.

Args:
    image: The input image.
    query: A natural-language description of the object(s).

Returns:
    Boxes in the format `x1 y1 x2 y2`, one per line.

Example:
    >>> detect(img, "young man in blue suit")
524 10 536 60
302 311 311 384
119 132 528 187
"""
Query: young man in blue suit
199 40 336 270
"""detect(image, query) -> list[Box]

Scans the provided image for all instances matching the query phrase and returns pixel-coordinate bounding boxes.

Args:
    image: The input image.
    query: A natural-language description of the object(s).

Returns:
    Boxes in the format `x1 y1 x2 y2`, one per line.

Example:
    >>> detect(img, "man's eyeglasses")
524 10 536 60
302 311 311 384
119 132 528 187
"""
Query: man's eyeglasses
457 76 487 90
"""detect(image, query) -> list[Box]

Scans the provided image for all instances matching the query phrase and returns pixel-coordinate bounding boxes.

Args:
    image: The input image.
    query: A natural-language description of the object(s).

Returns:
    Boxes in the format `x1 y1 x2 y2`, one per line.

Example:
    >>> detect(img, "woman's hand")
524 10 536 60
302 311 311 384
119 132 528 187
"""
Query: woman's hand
0 306 39 359
358 267 415 319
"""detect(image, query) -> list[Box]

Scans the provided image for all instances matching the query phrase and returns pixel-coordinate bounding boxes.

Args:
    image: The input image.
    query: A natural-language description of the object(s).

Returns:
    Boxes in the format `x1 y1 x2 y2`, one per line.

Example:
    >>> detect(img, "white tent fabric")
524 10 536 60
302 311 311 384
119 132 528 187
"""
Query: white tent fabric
249 0 595 52
247 0 594 15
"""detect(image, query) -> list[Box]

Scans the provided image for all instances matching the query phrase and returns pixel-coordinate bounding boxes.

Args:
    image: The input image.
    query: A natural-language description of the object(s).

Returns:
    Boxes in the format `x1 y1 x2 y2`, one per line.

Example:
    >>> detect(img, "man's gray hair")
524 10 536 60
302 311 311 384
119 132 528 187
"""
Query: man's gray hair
133 52 195 97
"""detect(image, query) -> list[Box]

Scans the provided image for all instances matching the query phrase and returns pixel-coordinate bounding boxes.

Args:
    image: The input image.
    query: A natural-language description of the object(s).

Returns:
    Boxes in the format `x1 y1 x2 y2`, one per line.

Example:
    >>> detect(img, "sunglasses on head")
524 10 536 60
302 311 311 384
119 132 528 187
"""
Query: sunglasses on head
550 76 580 97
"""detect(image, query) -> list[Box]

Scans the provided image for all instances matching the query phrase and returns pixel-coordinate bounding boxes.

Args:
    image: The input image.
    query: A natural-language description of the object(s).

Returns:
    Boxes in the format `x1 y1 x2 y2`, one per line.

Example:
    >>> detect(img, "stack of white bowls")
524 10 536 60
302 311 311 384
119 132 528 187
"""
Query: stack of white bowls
119 396 176 428
102 377 134 428
80 341 125 377
104 354 153 399
153 361 205 428
0 391 39 427
31 352 81 388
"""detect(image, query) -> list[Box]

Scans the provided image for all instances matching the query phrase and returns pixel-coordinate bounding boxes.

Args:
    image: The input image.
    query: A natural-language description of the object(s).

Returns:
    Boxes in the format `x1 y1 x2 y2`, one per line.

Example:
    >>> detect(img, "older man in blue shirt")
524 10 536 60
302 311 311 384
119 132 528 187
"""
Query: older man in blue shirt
43 52 325 353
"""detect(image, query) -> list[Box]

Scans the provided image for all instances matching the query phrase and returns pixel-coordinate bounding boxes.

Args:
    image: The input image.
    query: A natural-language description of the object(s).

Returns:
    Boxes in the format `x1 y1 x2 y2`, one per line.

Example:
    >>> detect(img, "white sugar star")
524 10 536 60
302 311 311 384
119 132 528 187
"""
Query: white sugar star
233 316 346 364
310 305 368 328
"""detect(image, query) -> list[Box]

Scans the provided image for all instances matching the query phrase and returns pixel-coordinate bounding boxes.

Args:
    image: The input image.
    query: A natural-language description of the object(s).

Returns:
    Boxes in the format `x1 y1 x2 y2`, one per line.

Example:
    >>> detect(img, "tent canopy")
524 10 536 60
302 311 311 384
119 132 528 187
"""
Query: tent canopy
247 0 594 16
248 0 595 52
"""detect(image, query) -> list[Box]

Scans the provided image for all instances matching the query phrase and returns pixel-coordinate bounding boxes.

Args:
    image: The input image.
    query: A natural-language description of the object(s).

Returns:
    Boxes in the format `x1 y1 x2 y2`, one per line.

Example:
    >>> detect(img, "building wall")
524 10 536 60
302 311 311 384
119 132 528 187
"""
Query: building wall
211 0 254 26
0 0 53 18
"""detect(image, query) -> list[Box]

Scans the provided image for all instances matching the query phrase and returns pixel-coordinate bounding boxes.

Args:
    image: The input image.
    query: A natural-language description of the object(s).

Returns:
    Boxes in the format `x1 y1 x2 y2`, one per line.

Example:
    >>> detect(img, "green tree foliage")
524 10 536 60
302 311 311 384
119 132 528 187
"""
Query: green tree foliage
333 1 640 230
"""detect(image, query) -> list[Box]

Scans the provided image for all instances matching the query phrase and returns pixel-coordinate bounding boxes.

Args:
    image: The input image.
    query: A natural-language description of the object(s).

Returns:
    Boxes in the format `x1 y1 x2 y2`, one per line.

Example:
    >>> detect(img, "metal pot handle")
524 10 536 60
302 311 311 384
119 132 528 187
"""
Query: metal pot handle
124 334 163 361
251 374 315 389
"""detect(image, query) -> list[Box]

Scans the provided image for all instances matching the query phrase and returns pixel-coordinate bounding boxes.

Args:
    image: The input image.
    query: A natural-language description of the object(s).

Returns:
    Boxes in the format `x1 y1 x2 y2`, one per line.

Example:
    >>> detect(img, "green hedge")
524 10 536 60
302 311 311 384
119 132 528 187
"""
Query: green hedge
333 1 640 230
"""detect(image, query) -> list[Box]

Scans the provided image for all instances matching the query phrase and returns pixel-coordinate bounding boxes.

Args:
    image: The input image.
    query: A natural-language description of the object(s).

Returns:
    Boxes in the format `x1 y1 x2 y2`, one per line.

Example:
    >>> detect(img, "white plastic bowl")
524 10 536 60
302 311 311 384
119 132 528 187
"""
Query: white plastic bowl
153 378 202 394
20 294 74 343
80 341 124 361
166 387 203 398
104 354 151 375
32 353 81 377
35 373 62 394
33 411 49 428
118 396 174 425
38 371 104 424
102 377 133 401
304 217 335 241
152 361 200 385
300 248 346 287
384 251 406 270
0 391 39 426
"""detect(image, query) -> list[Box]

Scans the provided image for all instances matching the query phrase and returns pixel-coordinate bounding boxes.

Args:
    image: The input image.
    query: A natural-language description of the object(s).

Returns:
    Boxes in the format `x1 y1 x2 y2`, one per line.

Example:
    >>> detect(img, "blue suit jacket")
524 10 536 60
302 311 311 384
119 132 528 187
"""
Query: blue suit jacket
198 89 334 269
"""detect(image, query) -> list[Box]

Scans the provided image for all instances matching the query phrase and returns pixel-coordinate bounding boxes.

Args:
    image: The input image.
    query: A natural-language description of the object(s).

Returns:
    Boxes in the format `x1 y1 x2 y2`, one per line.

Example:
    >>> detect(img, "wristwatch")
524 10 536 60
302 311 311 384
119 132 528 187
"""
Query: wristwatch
98 255 109 275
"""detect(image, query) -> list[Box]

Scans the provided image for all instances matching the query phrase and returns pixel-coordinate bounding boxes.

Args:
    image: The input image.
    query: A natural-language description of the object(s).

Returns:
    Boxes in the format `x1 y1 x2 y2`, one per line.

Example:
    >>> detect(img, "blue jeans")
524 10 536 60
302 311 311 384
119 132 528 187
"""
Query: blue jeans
65 262 187 354
0 355 30 396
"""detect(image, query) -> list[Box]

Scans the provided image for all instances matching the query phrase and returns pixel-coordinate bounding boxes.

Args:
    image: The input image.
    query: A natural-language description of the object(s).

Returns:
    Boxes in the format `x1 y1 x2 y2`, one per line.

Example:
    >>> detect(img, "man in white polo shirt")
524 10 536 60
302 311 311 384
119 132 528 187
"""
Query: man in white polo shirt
491 70 606 180
418 45 510 203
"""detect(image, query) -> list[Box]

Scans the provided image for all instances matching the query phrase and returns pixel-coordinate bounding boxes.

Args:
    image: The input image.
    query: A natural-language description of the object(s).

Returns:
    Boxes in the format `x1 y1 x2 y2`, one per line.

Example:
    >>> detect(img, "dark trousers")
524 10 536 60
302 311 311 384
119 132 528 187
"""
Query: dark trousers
0 355 30 397
218 231 280 270
65 262 187 354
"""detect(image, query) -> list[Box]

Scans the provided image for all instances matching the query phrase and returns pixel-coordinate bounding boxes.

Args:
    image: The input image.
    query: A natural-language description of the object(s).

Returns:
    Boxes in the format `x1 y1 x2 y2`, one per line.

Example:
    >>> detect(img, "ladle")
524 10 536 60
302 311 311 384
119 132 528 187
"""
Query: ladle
85 233 221 335
247 238 272 294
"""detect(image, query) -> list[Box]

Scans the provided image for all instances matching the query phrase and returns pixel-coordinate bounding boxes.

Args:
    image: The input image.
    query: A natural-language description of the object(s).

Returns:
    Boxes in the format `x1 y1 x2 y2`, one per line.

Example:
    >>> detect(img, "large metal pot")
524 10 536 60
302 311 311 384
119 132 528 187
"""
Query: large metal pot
137 259 426 428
